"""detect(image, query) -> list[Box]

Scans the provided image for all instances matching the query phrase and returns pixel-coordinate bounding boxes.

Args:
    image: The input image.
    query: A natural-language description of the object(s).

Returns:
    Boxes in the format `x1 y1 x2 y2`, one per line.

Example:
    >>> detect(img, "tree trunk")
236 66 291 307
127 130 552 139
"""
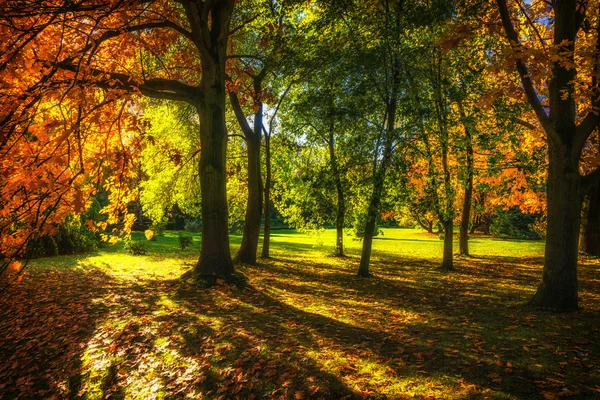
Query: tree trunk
358 169 385 277
189 0 235 279
441 219 454 270
234 101 263 264
358 99 396 276
261 133 272 258
582 181 600 256
530 143 581 310
328 120 345 257
459 112 474 256
195 91 234 277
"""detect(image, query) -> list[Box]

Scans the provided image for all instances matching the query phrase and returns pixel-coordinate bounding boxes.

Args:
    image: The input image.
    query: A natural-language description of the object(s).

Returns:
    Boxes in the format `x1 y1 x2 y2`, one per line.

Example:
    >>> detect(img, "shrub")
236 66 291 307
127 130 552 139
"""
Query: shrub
349 213 382 240
144 229 156 241
184 219 201 233
25 215 104 257
178 232 194 250
490 208 540 240
124 240 148 255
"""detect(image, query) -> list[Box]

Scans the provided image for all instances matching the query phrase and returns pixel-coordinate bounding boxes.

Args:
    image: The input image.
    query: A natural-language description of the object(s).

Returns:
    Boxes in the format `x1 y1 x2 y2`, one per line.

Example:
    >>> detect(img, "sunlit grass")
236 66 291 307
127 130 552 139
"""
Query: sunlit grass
1 228 599 399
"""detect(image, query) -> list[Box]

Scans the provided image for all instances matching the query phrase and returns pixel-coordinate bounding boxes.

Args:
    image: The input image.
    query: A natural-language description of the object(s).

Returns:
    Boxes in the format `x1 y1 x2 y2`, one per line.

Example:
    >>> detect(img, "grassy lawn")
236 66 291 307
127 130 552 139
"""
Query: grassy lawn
1 228 599 399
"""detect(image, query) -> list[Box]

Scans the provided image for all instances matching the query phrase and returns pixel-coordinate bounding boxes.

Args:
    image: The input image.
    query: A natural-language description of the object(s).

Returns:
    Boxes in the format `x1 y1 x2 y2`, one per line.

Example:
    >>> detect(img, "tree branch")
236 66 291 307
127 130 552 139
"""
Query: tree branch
495 0 557 143
228 91 254 139
56 62 198 103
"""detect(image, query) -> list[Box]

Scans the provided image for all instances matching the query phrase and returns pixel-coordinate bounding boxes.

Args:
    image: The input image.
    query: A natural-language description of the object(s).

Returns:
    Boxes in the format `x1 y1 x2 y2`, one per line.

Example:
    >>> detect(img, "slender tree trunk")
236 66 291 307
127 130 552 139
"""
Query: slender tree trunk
582 182 600 255
440 149 454 271
235 100 263 264
328 120 345 257
442 219 454 270
261 133 272 258
358 95 396 277
358 168 386 277
459 110 474 256
530 142 581 310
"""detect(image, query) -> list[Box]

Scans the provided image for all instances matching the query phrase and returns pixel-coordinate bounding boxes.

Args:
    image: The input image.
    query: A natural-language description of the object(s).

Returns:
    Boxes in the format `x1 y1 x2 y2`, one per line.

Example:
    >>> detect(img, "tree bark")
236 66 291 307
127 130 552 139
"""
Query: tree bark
235 122 262 264
261 133 272 258
229 84 264 265
328 119 345 257
195 92 234 277
496 0 590 310
358 91 396 277
459 107 474 256
582 182 600 256
441 219 454 270
357 167 386 277
193 1 236 278
530 142 581 310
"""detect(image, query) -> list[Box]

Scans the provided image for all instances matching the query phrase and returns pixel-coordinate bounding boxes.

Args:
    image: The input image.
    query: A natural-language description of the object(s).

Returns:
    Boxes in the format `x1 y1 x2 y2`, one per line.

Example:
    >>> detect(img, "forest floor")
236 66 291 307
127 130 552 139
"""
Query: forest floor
1 229 600 399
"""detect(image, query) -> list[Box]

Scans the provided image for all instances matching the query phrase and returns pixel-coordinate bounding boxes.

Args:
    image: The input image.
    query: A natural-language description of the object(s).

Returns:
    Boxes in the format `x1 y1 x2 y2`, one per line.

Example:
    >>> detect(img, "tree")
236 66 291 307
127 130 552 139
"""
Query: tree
0 0 255 280
495 0 600 309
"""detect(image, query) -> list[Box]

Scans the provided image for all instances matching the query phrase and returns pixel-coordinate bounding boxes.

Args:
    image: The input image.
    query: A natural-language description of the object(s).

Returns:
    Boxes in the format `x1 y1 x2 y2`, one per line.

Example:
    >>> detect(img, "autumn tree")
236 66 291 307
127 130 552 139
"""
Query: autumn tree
0 0 269 280
494 0 600 309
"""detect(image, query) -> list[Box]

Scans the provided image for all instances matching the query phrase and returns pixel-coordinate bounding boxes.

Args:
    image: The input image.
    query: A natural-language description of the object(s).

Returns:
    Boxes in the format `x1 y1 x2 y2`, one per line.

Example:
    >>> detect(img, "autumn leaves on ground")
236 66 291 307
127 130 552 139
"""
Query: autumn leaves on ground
1 229 599 400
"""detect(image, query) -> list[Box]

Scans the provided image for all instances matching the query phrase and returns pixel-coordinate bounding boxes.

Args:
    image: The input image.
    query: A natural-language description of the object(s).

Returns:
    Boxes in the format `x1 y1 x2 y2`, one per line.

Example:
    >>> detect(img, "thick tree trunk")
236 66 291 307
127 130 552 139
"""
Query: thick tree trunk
459 117 474 256
328 121 345 257
261 134 272 258
582 182 600 255
441 219 454 270
235 102 263 264
195 92 234 277
530 143 581 310
186 0 235 279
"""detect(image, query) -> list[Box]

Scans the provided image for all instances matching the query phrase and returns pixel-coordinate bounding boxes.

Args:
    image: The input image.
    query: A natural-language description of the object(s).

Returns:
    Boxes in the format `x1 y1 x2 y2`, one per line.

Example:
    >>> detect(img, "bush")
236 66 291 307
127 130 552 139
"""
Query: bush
26 235 59 257
184 219 201 233
144 229 156 241
25 216 104 257
349 213 382 240
490 208 540 240
124 240 148 255
178 232 194 250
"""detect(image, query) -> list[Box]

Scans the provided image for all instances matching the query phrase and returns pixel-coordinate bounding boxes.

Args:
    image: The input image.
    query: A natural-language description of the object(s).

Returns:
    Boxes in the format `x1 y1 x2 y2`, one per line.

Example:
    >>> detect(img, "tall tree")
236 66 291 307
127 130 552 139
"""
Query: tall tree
495 0 600 309
0 0 254 279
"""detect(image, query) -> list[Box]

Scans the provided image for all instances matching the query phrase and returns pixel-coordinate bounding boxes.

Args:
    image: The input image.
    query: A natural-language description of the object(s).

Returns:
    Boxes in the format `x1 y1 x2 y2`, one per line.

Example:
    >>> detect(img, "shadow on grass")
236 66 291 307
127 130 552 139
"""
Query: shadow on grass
1 244 600 399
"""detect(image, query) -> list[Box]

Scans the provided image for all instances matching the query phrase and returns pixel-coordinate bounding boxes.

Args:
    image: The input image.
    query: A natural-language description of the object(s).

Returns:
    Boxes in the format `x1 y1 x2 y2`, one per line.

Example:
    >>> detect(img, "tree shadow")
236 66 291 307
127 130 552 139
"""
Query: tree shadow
2 247 600 399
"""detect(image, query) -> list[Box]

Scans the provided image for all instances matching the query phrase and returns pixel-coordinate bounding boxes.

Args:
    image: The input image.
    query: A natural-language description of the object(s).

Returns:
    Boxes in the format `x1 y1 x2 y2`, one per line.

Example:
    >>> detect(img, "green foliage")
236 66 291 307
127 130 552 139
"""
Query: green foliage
124 240 148 256
139 101 201 224
178 232 193 250
349 217 382 240
25 200 106 258
490 208 540 240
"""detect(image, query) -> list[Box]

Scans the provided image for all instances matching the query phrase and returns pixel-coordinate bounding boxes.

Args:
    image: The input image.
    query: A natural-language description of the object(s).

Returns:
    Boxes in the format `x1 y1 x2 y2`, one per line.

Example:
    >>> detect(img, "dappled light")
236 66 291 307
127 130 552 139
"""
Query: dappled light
2 230 600 399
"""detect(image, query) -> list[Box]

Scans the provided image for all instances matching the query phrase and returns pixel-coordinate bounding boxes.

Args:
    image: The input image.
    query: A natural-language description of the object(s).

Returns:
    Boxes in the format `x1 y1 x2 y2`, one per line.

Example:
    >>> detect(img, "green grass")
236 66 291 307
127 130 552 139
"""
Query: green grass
1 228 599 399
